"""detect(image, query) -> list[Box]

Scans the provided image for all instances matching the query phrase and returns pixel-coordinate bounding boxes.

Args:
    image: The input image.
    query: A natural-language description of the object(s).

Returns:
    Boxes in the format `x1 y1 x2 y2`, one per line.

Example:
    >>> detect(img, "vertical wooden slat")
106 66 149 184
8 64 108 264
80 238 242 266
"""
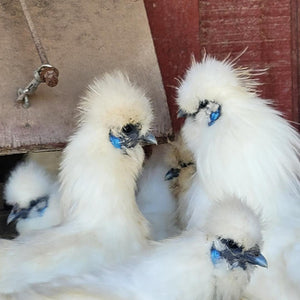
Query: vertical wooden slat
144 0 201 133
291 0 300 126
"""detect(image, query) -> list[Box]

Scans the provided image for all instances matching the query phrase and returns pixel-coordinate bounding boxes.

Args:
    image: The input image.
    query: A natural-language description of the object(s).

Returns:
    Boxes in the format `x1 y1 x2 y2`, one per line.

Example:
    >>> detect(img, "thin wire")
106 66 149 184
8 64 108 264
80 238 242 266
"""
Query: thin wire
19 0 49 64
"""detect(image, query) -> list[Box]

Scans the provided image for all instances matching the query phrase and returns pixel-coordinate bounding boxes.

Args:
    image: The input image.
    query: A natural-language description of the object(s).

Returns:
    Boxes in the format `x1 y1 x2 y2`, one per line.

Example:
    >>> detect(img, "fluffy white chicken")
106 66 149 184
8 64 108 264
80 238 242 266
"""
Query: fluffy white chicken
136 144 179 240
164 134 197 230
4 160 62 235
0 71 156 295
176 56 300 299
12 198 268 300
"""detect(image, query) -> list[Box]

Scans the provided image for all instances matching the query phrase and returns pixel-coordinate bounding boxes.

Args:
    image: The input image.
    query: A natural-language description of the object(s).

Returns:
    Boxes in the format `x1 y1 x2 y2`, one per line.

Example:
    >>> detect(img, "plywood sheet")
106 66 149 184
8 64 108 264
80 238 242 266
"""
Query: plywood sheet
0 0 172 154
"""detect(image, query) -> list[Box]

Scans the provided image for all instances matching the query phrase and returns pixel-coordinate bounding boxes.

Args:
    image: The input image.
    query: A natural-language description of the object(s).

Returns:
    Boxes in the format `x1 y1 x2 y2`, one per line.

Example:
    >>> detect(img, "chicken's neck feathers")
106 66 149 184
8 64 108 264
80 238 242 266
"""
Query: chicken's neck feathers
58 127 150 250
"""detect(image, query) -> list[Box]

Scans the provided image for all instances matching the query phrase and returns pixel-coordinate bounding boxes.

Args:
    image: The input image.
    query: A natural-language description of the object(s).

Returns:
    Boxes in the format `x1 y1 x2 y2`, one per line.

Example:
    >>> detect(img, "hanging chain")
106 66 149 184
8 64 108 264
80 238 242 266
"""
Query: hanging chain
17 0 59 108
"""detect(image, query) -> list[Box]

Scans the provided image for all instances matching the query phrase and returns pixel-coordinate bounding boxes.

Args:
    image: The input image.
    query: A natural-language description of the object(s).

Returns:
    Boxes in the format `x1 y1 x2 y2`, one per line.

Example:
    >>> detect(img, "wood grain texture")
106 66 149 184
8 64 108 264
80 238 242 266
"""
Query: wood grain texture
0 0 171 154
198 0 298 123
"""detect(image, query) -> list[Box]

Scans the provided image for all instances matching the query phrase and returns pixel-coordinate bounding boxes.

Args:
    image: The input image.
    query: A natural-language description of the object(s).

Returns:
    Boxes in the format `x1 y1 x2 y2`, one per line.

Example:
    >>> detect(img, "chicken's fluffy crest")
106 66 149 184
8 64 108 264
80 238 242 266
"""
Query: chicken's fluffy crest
78 71 153 137
177 55 265 114
203 198 263 250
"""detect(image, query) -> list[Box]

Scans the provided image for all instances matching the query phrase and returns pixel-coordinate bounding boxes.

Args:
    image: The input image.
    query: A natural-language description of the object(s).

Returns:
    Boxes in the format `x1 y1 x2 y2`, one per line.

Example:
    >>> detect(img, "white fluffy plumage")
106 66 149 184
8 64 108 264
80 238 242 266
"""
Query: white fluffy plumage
0 71 154 295
4 160 62 235
176 55 300 299
5 144 177 241
12 198 267 300
136 144 179 240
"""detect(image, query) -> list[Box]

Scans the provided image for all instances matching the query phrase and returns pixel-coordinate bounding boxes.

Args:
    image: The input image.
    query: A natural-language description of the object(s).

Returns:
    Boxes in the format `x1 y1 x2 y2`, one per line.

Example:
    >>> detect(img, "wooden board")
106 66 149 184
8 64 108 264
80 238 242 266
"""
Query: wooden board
198 0 299 124
0 0 172 154
291 0 300 127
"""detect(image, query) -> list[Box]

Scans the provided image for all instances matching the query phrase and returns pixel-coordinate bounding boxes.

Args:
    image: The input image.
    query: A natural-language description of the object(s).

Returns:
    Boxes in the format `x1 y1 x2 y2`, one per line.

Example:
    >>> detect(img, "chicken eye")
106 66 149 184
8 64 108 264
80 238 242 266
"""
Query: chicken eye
190 100 210 118
122 124 135 135
199 99 209 109
221 238 241 250
248 245 260 256
179 161 188 168
227 239 239 250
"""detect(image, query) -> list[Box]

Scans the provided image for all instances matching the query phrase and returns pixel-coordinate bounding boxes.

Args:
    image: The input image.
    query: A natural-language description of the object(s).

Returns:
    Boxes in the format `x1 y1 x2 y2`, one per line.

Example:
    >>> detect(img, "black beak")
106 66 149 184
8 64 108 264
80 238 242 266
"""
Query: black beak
141 132 157 145
165 168 181 180
177 109 187 118
243 252 268 268
7 204 27 224
220 240 268 270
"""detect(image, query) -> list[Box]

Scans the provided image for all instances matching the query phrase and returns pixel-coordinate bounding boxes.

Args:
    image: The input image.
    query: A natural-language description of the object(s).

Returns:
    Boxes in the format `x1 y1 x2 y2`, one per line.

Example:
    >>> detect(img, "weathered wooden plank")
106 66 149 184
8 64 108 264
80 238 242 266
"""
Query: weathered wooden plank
0 0 172 154
198 0 297 123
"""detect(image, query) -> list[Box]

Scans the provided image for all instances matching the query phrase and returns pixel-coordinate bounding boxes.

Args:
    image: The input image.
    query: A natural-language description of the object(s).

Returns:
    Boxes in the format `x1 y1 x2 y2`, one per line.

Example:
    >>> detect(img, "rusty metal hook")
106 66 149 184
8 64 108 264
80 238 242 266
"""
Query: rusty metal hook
17 0 59 108
16 65 59 108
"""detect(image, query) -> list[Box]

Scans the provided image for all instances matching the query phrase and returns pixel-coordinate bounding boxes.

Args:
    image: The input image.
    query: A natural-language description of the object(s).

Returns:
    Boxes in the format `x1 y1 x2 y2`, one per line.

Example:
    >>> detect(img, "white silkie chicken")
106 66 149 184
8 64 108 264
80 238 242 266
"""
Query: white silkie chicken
0 71 156 295
136 144 179 240
4 160 62 235
11 198 268 300
176 55 300 299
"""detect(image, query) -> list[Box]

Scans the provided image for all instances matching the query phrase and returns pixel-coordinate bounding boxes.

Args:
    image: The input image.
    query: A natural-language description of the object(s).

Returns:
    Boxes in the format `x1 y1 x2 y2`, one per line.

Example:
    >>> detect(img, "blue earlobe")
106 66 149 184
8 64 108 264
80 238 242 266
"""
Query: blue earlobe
211 247 222 265
109 133 122 149
208 106 221 126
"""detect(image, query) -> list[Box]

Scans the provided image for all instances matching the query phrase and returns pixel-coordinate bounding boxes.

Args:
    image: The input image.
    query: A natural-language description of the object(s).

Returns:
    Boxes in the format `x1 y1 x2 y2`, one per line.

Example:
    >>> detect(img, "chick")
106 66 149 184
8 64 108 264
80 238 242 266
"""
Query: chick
4 160 62 235
0 71 156 295
176 55 300 299
164 134 196 230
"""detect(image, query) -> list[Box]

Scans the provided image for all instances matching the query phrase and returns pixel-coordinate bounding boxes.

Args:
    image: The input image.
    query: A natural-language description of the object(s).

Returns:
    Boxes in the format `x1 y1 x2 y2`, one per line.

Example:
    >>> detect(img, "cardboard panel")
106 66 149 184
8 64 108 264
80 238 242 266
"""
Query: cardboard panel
0 0 172 154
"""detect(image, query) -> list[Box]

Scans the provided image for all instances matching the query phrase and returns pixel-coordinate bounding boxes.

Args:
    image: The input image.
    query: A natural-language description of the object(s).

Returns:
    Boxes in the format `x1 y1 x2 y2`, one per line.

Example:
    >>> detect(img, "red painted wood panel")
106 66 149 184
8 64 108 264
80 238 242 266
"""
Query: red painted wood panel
144 0 201 133
145 0 299 130
199 0 297 123
291 0 300 126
